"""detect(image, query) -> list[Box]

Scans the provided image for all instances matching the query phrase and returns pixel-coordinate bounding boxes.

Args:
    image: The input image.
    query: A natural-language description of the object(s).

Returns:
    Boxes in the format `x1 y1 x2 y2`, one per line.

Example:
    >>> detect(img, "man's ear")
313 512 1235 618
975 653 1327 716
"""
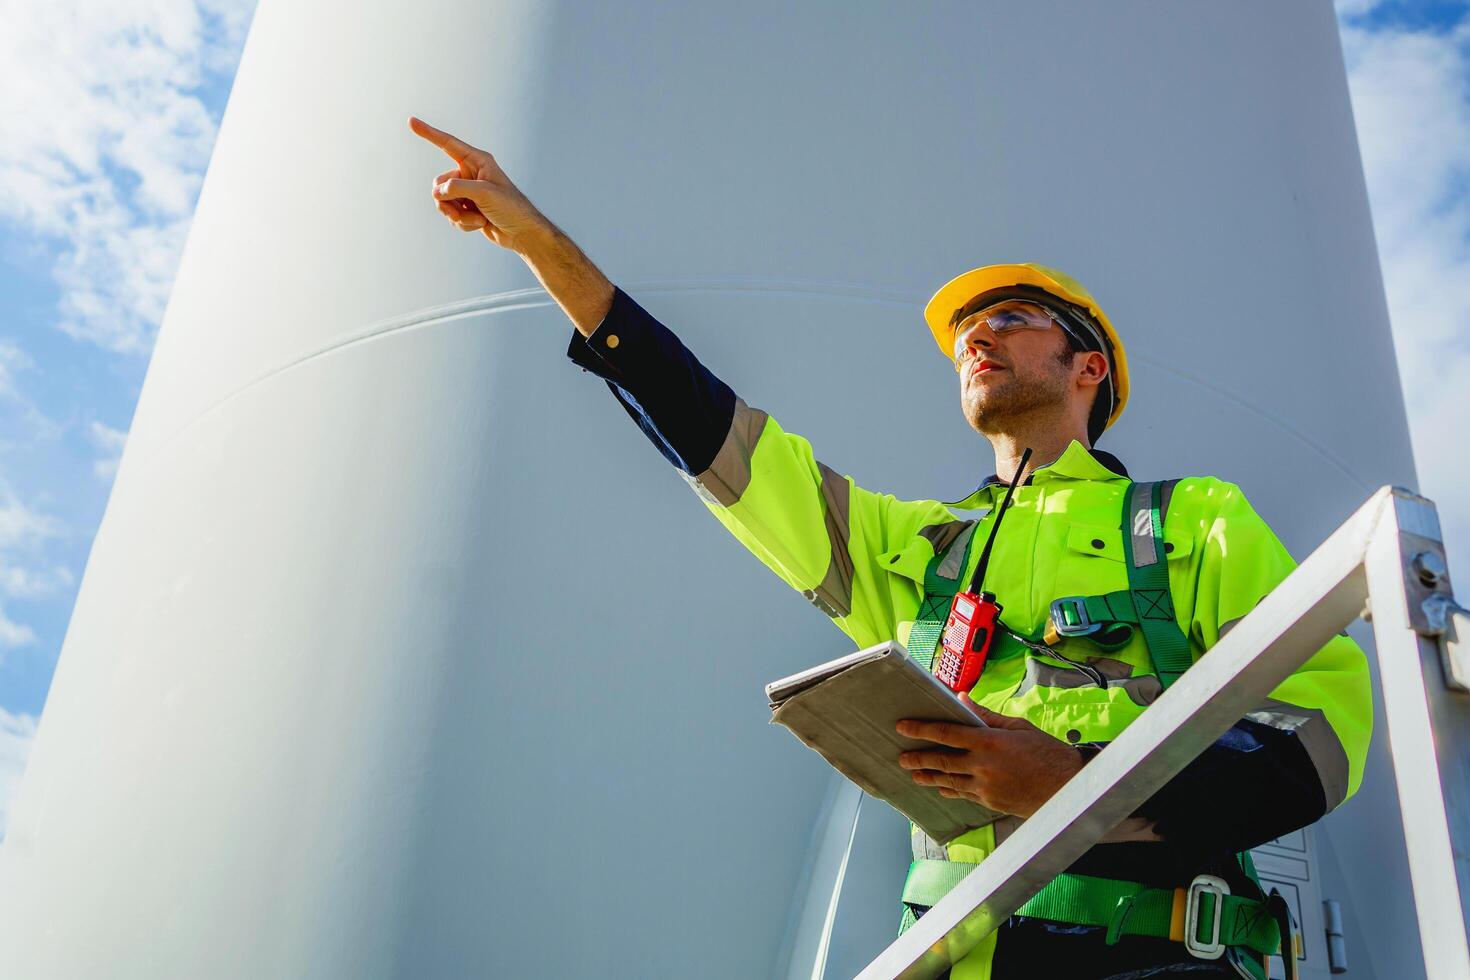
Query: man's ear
1076 350 1109 389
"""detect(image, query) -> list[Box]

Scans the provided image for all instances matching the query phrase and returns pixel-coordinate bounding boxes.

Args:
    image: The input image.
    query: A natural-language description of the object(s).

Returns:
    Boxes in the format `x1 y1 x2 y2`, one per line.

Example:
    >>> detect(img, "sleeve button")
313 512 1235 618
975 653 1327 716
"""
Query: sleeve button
605 334 620 349
1066 728 1082 743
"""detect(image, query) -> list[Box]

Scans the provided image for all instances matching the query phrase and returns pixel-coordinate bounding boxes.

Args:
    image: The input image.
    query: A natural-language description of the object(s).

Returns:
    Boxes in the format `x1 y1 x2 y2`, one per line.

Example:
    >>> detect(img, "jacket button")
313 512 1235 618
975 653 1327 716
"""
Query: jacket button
889 555 900 564
1066 728 1082 743
605 334 620 349
1091 539 1105 550
1165 542 1175 554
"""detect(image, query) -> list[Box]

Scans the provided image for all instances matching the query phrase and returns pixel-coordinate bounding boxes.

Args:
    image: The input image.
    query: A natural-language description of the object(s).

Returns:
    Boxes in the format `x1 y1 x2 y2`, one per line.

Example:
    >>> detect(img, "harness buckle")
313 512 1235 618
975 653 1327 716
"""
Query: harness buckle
1184 874 1231 960
1049 596 1101 638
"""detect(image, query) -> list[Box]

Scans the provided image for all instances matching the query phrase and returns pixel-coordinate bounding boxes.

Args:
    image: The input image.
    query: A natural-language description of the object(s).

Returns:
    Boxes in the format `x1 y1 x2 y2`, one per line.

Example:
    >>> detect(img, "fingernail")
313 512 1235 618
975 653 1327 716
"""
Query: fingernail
436 182 450 196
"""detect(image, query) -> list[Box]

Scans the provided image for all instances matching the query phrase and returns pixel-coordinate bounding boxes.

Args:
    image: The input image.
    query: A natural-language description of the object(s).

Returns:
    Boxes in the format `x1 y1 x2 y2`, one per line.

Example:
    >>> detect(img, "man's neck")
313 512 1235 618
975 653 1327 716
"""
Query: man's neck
985 420 1090 485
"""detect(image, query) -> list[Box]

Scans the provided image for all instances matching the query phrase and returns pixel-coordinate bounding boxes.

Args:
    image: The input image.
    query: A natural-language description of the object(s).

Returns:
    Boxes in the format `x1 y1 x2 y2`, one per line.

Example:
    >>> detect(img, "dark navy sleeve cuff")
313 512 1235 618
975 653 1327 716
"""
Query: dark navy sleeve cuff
566 285 643 386
565 285 738 475
1132 717 1327 862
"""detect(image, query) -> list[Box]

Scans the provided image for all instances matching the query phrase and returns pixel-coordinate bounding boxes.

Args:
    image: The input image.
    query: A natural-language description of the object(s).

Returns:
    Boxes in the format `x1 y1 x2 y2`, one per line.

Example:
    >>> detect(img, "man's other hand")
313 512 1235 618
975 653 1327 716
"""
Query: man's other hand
408 116 551 253
896 705 1084 818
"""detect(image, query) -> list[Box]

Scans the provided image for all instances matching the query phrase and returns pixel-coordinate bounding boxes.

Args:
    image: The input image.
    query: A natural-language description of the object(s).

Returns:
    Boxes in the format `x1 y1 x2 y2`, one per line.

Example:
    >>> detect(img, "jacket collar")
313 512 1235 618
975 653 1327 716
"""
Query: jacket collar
942 440 1129 509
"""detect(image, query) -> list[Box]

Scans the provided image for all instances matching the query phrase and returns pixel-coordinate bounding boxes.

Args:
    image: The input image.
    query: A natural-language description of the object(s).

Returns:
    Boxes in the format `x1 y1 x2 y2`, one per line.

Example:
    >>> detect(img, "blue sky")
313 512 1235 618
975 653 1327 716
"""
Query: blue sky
0 0 1467 833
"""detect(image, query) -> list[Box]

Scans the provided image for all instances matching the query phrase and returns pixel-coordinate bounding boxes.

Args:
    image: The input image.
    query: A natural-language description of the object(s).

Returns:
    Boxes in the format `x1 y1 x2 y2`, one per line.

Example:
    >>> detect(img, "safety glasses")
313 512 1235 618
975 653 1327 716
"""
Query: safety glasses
951 301 1067 365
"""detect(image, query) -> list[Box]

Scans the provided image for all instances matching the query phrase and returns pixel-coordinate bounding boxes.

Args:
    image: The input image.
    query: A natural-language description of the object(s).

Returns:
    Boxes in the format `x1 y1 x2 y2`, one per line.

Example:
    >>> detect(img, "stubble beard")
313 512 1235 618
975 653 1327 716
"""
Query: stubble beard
961 363 1072 436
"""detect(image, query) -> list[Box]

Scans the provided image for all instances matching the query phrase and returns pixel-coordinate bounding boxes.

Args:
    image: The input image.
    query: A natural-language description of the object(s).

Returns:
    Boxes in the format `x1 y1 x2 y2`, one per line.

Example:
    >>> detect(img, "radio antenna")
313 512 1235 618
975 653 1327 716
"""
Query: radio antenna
967 447 1032 595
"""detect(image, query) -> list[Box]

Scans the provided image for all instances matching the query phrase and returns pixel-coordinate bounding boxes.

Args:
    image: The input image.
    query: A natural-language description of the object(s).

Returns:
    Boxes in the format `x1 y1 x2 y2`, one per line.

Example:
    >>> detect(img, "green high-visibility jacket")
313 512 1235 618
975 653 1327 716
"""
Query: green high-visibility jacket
684 403 1371 979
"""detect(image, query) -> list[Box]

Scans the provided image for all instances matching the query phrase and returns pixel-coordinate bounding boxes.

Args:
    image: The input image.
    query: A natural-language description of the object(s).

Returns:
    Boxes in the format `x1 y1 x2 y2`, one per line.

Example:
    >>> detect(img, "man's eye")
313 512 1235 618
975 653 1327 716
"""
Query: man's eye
991 313 1026 329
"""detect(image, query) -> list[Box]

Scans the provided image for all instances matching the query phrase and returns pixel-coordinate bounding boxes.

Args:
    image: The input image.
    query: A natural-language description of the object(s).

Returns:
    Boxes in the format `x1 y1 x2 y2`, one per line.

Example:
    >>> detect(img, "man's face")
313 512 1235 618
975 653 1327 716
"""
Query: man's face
954 300 1079 435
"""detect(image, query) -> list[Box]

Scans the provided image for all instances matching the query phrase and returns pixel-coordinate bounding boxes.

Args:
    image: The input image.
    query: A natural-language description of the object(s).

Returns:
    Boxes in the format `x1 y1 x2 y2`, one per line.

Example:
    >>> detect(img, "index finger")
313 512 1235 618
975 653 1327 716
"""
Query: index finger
896 719 988 748
408 116 476 162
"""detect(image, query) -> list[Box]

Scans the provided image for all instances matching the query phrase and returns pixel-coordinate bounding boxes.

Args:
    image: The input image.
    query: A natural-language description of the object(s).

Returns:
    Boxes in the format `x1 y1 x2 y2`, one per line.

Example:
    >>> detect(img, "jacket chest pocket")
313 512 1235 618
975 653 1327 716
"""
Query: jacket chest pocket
1050 521 1194 601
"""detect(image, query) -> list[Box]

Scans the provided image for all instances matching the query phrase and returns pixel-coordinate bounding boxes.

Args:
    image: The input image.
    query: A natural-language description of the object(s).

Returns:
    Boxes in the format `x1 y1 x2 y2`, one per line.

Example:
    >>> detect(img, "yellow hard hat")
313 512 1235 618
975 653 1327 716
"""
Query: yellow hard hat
923 262 1130 433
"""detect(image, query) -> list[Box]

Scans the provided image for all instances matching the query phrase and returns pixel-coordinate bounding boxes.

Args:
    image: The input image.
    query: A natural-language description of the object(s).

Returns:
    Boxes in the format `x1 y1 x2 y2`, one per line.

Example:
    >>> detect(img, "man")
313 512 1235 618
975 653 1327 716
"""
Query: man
409 116 1371 980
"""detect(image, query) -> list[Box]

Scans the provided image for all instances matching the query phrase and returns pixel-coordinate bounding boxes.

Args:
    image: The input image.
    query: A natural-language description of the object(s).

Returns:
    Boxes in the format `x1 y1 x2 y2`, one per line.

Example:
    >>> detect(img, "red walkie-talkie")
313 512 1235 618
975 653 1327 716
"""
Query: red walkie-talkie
934 448 1031 694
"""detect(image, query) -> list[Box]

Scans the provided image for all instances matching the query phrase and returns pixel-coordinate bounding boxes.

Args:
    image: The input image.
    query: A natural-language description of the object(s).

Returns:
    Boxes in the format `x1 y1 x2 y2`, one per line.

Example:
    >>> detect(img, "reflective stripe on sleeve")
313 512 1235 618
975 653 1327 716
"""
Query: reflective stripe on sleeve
802 462 855 618
687 398 769 506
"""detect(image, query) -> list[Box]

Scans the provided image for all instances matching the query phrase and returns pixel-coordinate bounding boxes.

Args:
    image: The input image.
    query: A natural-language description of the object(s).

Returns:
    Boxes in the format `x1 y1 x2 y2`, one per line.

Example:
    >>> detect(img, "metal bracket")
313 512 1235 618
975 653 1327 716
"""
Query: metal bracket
1423 594 1470 693
1391 527 1469 694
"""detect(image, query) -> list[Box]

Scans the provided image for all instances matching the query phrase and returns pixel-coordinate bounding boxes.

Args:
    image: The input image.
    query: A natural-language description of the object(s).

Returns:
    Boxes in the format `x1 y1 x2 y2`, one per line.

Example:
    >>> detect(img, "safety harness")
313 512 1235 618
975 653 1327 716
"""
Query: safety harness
898 479 1293 979
1042 480 1192 686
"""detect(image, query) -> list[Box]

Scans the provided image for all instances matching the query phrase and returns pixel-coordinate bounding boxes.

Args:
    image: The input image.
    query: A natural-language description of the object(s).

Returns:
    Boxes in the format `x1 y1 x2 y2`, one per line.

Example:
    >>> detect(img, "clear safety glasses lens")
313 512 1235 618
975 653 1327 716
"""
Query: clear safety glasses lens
952 305 1059 362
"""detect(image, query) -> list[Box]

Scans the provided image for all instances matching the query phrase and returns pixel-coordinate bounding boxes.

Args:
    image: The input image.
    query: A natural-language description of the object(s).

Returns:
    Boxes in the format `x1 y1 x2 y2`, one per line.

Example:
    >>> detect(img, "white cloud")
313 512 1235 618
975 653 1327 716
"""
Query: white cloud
0 609 37 651
0 482 67 654
0 483 63 552
1338 11 1470 580
0 564 75 601
88 420 129 481
0 706 39 842
0 340 35 403
0 339 63 449
1335 0 1387 18
0 0 254 355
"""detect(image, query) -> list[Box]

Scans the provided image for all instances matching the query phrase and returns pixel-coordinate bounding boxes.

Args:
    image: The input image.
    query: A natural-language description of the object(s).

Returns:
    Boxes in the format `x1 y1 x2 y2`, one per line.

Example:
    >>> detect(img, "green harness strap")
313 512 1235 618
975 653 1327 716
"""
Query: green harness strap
1046 590 1140 650
1120 480 1192 688
904 520 978 670
895 482 1279 971
902 861 1281 959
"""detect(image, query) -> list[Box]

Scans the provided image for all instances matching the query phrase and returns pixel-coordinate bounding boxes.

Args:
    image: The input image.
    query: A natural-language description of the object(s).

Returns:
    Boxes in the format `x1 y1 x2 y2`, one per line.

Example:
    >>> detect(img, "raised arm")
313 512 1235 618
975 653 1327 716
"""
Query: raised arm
408 116 614 335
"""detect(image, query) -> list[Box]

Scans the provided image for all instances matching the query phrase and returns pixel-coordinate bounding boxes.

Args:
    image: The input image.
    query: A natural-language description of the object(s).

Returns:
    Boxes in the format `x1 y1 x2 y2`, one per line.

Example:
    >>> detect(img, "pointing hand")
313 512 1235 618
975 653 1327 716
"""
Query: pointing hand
408 116 550 252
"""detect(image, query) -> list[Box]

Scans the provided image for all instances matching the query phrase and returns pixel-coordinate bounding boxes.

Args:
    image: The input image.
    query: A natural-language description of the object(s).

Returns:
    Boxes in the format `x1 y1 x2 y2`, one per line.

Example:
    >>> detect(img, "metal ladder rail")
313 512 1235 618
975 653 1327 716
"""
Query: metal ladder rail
855 486 1470 980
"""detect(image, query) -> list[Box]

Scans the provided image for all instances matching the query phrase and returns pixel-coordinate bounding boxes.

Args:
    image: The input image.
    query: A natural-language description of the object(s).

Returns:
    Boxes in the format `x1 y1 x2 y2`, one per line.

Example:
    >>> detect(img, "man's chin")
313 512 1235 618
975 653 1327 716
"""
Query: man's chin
960 403 1004 436
964 398 1044 437
962 392 1010 426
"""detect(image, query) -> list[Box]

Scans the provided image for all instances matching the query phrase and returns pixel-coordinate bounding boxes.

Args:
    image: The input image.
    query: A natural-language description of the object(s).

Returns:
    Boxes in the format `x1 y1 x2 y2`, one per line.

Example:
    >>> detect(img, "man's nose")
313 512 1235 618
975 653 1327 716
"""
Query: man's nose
959 324 998 357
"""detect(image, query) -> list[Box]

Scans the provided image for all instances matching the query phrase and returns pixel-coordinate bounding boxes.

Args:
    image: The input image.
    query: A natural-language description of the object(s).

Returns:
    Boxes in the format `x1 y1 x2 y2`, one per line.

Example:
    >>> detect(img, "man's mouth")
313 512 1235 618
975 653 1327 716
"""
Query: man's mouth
971 360 1005 376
